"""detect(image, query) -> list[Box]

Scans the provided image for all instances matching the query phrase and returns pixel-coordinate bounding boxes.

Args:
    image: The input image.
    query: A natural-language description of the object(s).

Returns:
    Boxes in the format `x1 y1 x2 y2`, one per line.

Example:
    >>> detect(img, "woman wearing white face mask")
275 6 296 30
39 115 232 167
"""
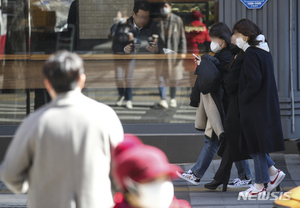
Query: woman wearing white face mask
155 1 187 109
112 134 191 208
232 19 286 197
178 22 232 187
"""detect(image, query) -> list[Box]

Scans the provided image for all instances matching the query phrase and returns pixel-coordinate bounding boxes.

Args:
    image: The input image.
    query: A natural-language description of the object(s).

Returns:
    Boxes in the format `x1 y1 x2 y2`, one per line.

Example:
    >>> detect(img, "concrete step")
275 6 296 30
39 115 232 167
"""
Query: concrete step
1 124 299 163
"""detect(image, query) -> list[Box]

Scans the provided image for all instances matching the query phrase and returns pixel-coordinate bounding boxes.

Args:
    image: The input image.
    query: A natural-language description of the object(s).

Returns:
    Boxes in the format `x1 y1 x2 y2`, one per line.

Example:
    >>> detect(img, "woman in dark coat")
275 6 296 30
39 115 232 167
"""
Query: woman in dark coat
204 39 253 191
177 22 232 186
233 19 286 197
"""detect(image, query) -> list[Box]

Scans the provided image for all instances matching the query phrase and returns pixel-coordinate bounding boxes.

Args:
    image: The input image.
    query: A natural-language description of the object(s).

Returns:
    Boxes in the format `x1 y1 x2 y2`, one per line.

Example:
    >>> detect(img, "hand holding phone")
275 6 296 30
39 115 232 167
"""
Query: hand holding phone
193 53 200 60
146 42 158 53
149 42 157 46
193 53 201 65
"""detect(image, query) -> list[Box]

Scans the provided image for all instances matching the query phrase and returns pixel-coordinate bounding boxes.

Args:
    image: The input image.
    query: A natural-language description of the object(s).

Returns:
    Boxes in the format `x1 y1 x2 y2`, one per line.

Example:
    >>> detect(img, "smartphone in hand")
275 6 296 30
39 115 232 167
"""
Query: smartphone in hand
193 53 200 60
149 42 156 47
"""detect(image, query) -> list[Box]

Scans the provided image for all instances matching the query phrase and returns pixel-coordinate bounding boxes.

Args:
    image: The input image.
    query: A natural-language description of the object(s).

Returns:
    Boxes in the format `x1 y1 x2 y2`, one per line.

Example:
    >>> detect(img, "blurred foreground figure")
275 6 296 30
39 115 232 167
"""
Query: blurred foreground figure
112 134 191 208
1 51 124 208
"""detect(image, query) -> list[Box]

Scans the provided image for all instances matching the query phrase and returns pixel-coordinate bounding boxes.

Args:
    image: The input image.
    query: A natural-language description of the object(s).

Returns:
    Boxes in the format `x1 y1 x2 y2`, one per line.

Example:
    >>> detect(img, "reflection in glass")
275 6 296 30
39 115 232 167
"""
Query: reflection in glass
154 2 187 109
0 0 218 125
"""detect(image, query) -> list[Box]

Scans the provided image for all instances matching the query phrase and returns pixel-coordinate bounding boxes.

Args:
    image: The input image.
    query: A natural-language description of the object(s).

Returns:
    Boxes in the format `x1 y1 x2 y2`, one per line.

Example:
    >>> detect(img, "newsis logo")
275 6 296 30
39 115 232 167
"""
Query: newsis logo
237 192 292 201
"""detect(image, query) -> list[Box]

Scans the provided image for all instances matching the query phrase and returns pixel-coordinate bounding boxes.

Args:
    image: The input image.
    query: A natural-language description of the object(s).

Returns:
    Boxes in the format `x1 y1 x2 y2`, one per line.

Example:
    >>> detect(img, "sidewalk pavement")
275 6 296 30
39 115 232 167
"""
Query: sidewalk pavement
0 153 299 208
174 153 300 208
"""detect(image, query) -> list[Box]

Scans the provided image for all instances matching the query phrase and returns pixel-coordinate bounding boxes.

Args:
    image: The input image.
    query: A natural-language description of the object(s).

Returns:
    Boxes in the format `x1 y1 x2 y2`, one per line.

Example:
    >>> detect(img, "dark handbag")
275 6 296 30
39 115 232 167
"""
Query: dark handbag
195 55 221 94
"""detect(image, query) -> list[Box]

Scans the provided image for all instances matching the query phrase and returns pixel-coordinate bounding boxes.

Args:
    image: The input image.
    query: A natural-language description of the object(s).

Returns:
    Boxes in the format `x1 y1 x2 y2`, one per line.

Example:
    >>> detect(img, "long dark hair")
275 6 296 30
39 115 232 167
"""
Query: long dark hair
209 22 231 47
232 19 263 46
226 50 244 70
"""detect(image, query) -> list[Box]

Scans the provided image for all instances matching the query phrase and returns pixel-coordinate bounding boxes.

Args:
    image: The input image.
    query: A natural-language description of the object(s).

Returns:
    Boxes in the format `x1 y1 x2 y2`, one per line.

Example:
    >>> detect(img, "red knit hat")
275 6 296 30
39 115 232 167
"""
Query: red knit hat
113 140 182 189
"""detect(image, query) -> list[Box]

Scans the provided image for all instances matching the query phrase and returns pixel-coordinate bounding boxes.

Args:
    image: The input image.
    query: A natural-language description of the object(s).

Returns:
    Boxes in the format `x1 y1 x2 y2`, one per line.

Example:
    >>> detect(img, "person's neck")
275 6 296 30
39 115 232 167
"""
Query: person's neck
124 192 142 208
221 43 227 50
133 20 143 30
52 87 81 99
163 13 171 18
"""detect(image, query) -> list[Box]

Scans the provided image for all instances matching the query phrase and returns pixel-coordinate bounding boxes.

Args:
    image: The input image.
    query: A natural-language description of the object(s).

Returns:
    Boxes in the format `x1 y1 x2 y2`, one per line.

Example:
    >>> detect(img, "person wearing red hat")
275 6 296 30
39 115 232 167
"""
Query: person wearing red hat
112 135 191 208
185 10 211 53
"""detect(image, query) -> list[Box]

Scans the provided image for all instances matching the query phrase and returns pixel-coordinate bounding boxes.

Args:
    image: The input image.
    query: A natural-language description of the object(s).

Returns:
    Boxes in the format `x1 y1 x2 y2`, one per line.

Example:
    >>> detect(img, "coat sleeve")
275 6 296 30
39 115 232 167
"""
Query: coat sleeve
106 107 124 149
112 23 133 54
112 33 129 54
223 56 243 94
0 120 33 194
178 18 187 54
216 50 232 76
190 76 200 107
151 21 164 54
240 49 262 103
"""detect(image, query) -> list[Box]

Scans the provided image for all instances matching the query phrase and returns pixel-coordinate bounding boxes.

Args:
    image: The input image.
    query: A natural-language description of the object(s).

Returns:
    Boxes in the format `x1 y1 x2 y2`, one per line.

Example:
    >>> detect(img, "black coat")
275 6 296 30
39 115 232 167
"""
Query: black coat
222 54 251 161
194 54 221 95
190 48 232 141
112 17 162 54
215 48 232 114
238 47 285 154
190 48 232 108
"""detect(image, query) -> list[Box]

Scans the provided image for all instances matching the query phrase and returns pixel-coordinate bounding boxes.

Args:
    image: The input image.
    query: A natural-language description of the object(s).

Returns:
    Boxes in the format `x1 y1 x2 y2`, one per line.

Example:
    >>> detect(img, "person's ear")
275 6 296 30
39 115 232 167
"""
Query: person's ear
44 79 56 99
219 39 225 46
132 11 135 17
78 74 86 90
243 36 249 42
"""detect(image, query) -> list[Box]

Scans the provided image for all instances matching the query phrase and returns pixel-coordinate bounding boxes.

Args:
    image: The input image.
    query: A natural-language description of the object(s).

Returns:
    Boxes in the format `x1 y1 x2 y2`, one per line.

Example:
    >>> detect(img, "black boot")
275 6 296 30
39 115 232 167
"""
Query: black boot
204 180 228 192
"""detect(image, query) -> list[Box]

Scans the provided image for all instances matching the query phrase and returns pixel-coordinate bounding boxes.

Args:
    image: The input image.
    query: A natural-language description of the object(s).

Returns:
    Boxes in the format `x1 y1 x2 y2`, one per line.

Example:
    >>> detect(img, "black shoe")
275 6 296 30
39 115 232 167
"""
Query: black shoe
204 180 228 192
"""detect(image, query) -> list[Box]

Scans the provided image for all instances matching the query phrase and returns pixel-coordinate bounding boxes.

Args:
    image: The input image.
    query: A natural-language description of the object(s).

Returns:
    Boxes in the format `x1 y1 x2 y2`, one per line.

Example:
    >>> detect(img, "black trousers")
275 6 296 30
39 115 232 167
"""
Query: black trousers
214 143 233 184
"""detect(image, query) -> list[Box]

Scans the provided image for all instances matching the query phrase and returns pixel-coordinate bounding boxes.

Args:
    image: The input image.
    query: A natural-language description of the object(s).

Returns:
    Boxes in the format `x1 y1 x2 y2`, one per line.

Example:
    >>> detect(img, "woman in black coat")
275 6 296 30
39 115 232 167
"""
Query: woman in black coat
233 19 286 197
204 40 253 191
177 22 232 186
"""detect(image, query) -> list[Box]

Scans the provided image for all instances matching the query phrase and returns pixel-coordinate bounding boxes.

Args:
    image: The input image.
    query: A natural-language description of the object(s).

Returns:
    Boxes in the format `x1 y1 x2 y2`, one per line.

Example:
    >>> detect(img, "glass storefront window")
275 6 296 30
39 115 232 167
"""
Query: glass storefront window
0 0 218 125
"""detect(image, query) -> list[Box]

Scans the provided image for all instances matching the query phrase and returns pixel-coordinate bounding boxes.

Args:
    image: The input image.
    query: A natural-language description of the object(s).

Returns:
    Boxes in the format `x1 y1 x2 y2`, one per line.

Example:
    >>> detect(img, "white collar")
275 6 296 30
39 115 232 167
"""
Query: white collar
133 21 143 30
242 42 250 52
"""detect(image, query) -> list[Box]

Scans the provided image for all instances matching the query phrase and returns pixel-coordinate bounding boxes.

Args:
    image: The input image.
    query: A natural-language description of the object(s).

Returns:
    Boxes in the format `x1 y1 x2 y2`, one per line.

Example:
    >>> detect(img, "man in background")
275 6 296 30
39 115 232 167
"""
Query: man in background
112 0 162 109
155 1 187 108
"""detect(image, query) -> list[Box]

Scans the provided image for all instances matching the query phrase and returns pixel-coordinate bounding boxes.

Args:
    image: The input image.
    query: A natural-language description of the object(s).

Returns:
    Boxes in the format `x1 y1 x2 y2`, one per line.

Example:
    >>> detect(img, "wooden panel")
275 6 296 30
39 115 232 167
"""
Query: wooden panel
0 58 198 89
0 61 30 89
3 54 30 60
30 53 214 61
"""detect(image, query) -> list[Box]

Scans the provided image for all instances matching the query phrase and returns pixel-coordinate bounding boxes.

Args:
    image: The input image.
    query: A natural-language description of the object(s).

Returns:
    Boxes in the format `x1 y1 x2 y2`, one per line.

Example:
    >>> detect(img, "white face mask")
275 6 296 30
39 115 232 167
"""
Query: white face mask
160 7 171 16
236 37 247 49
236 36 251 51
124 177 174 208
210 41 223 53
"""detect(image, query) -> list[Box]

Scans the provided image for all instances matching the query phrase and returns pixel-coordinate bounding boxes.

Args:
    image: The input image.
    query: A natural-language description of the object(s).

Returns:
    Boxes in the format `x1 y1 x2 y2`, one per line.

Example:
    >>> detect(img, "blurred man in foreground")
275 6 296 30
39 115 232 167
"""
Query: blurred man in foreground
1 51 124 208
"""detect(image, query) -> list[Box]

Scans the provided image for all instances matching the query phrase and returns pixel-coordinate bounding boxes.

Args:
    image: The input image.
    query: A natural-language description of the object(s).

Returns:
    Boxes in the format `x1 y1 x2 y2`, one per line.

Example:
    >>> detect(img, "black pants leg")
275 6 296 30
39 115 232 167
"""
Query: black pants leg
214 143 233 184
